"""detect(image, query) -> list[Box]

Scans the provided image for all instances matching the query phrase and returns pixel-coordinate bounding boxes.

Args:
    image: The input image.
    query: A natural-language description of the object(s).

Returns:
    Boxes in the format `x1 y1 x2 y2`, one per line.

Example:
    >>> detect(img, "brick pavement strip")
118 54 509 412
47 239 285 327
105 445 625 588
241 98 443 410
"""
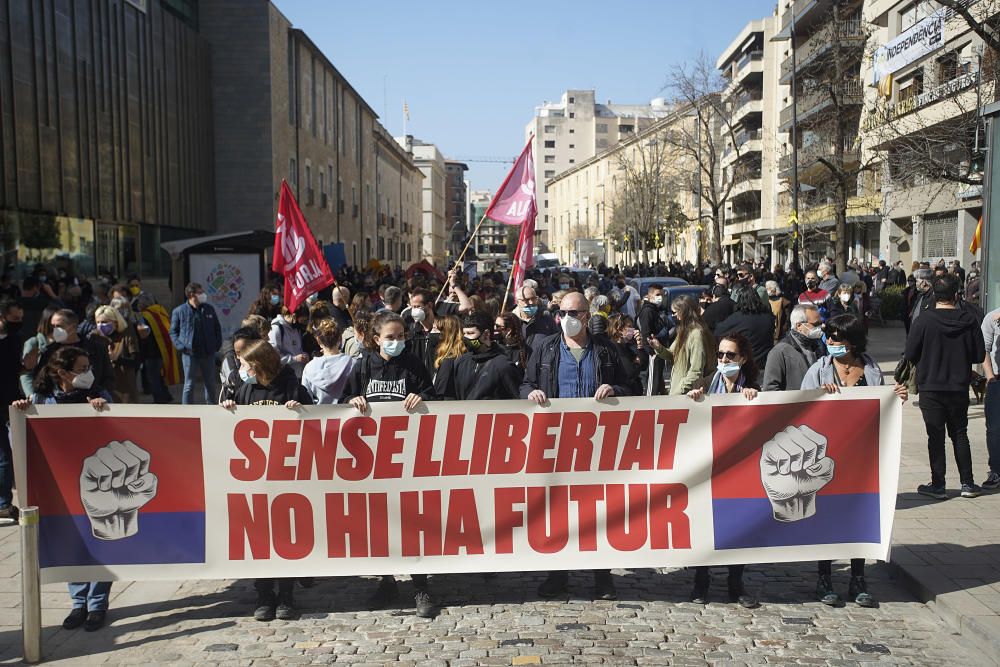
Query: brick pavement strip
0 324 993 665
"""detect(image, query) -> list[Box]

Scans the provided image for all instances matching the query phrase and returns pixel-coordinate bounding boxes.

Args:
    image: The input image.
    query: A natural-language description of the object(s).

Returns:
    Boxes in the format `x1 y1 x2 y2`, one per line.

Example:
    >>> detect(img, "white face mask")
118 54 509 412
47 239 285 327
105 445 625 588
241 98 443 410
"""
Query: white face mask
52 326 69 343
651 296 663 306
71 369 95 390
196 292 209 304
805 324 825 340
561 315 584 337
840 293 851 304
411 306 426 323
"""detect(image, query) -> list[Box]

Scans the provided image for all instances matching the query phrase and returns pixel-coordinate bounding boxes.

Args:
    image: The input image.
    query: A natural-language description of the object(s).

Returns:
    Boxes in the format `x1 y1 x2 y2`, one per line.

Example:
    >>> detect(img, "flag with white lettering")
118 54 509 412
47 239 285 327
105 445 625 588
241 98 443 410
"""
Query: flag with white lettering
485 138 536 226
272 180 335 312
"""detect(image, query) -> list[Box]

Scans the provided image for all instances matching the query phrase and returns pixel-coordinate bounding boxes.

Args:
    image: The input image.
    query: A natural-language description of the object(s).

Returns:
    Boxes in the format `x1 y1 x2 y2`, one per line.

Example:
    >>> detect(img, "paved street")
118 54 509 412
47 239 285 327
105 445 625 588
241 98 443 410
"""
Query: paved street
0 323 993 666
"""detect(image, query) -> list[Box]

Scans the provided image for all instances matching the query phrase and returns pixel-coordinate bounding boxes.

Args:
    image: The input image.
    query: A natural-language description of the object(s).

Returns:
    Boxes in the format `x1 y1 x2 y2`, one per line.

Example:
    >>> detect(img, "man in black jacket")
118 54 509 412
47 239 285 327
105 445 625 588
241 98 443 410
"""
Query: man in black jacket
404 288 441 373
441 311 521 400
519 292 631 600
905 274 986 499
702 284 735 333
515 285 559 350
636 284 666 395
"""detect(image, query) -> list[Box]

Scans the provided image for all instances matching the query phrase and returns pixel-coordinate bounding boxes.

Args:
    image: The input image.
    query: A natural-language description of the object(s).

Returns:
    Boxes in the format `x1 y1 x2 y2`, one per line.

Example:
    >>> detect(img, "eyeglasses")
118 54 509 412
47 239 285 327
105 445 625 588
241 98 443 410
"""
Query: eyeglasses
558 310 584 318
717 351 739 360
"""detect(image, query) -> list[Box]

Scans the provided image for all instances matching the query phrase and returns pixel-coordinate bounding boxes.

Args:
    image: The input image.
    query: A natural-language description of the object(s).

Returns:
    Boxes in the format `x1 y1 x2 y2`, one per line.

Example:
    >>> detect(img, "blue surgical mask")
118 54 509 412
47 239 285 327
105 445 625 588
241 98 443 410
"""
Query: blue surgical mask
270 294 281 306
523 305 539 318
239 368 256 384
827 343 848 358
718 362 741 379
381 340 405 358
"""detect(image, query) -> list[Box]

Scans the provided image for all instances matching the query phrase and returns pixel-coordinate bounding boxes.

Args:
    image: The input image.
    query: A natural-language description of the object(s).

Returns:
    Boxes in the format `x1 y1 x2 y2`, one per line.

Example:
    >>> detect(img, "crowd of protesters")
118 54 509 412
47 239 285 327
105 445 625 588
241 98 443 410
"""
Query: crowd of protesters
0 251 990 628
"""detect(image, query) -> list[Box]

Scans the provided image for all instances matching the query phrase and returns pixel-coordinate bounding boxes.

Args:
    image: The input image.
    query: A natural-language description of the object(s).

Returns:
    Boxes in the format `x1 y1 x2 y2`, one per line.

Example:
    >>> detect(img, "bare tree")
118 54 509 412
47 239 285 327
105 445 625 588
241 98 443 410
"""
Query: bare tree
662 54 755 264
937 0 1000 55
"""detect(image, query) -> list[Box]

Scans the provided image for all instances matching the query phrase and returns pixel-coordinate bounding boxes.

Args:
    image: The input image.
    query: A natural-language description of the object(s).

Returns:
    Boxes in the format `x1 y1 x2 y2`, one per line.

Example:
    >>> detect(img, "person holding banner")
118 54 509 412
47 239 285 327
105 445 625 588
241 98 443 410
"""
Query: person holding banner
686 333 759 608
436 311 521 401
802 312 908 607
520 291 631 601
13 346 113 631
221 340 313 621
343 311 439 618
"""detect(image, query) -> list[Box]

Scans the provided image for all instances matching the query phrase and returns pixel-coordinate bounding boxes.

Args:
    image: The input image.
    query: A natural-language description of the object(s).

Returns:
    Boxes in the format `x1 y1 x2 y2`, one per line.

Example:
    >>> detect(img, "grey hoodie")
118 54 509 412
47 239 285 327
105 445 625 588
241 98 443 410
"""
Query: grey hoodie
302 354 354 404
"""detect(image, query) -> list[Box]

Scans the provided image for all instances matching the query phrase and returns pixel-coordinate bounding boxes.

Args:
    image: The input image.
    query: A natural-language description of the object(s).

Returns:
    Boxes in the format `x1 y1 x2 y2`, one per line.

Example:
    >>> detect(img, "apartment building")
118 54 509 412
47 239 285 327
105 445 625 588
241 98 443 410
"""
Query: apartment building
469 190 510 269
717 16 786 263
862 0 992 268
445 161 469 236
546 109 702 267
524 90 672 253
398 137 448 265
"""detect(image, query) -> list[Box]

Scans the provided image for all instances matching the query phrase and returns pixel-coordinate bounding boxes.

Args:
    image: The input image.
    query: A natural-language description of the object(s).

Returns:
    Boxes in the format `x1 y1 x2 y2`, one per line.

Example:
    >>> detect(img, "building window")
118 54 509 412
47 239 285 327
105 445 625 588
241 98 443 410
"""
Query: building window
544 140 555 148
596 123 608 133
544 125 555 133
544 170 555 178
900 1 930 31
569 129 575 134
897 70 924 104
569 112 575 118
287 35 296 126
569 159 575 164
569 144 575 149
568 96 575 103
620 124 634 133
921 215 958 258
544 155 555 164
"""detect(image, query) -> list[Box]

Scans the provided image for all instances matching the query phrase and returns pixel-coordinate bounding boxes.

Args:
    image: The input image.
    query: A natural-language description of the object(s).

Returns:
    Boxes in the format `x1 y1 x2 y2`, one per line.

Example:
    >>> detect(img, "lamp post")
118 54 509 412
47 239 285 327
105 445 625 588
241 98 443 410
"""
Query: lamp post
771 7 801 270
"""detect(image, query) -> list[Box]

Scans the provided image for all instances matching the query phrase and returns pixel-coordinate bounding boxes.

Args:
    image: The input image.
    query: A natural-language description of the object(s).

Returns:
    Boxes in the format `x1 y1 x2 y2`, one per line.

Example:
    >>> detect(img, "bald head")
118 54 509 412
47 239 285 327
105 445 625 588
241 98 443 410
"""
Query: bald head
560 291 588 313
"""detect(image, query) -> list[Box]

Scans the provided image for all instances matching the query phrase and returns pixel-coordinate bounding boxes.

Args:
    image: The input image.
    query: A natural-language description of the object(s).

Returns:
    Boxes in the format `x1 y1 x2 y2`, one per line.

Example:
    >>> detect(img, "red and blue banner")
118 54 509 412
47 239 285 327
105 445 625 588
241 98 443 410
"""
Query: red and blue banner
10 389 902 584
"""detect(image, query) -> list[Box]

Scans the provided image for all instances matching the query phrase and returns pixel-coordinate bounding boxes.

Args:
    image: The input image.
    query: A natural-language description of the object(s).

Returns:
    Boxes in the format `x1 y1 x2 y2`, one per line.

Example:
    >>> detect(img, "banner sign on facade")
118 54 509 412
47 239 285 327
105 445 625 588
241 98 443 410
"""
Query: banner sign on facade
10 389 902 585
189 253 261 344
872 8 946 85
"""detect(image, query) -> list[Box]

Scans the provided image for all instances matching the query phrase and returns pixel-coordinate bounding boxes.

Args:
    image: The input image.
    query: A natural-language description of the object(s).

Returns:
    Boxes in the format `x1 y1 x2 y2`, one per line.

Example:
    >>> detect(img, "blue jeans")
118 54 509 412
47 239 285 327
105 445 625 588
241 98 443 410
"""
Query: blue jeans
68 581 112 612
987 380 1000 473
181 353 218 405
144 357 173 404
0 424 12 509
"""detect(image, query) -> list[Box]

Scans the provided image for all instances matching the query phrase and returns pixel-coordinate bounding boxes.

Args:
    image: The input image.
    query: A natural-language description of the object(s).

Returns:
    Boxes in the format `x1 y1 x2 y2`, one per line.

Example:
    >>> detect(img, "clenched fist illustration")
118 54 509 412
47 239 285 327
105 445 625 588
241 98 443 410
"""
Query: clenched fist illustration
759 425 835 522
80 441 158 540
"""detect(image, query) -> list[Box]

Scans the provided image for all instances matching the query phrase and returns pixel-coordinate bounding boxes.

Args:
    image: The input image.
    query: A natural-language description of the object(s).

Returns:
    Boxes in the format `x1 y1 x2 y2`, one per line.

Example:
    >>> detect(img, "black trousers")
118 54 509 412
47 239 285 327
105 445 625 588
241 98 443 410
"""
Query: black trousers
818 559 864 577
694 564 744 585
919 390 974 487
254 578 293 595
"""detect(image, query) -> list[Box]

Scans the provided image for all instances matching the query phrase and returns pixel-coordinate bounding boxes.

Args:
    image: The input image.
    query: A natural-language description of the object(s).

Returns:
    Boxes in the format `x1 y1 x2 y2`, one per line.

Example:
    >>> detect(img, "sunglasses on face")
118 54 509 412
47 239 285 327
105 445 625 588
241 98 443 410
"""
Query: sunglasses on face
717 351 739 360
558 310 584 318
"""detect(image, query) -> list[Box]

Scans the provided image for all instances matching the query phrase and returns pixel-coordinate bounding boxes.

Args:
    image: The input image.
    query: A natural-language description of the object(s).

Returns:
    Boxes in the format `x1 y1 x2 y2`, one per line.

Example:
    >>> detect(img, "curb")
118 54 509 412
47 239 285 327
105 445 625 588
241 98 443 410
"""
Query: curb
887 556 1000 665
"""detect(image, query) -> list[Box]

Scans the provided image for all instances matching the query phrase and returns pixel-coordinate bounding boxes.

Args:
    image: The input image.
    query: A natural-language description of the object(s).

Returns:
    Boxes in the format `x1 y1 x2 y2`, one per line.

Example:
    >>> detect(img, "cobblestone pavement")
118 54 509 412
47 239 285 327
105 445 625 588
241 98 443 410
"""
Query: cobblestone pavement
0 560 986 665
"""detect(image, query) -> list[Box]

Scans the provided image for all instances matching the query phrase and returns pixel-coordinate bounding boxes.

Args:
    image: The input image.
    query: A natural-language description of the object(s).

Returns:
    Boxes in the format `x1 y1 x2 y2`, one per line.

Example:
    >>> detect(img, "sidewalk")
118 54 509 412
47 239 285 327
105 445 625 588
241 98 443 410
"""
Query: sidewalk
869 324 1000 659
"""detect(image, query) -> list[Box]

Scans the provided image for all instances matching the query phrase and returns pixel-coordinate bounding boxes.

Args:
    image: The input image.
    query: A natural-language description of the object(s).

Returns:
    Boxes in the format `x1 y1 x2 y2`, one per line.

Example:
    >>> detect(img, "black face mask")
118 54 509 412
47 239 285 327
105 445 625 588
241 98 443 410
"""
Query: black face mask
463 336 482 353
806 280 818 289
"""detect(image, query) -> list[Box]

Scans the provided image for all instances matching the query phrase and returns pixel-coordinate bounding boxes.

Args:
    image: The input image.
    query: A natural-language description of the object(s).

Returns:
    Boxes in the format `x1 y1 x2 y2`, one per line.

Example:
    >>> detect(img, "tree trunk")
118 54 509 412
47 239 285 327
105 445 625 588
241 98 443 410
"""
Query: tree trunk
835 179 848 274
711 206 723 265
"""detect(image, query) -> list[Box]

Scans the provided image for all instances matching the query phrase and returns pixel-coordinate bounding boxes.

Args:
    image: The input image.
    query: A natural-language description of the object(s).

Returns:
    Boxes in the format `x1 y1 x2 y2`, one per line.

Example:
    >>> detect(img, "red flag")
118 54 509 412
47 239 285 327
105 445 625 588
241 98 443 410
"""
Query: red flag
272 180 335 312
509 212 536 296
485 138 536 225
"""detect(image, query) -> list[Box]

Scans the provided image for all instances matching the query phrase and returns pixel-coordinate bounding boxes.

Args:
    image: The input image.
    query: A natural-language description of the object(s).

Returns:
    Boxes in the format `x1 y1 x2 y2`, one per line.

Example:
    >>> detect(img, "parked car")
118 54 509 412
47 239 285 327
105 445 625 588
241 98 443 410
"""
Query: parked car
627 276 689 296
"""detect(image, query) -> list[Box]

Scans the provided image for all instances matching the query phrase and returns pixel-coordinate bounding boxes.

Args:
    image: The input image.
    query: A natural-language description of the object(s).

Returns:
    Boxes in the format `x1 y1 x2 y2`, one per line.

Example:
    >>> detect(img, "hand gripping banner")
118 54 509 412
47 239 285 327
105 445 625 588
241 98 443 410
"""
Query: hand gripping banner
10 388 902 584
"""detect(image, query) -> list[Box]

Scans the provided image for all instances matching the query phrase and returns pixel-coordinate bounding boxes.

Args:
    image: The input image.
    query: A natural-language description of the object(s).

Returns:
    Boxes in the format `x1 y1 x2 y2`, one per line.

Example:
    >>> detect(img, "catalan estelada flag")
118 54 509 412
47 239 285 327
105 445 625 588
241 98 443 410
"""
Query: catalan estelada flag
970 216 982 254
141 303 181 385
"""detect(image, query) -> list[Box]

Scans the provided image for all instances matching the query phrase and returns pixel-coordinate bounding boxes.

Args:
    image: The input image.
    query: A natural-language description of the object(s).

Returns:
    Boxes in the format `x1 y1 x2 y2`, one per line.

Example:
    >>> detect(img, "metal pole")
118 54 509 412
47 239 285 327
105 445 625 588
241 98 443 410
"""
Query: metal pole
21 506 40 664
790 11 801 270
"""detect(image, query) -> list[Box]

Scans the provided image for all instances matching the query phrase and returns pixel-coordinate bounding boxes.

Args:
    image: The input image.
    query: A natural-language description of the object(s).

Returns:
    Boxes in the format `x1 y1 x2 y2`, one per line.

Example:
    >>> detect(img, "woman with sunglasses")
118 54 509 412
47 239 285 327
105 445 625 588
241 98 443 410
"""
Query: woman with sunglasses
686 333 759 608
801 312 907 608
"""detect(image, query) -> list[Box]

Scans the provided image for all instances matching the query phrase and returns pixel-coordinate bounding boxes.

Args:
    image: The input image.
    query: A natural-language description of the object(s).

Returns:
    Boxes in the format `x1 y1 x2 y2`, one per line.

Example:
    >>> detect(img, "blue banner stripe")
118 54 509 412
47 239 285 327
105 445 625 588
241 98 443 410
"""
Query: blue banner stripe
712 494 880 550
40 512 206 567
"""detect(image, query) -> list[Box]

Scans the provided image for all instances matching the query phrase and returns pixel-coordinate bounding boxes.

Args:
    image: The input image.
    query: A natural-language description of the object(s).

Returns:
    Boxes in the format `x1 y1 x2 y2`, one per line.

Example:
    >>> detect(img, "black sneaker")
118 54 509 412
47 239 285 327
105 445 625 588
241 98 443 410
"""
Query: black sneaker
961 484 983 498
83 610 106 632
983 472 1000 490
537 572 569 598
275 590 296 620
593 571 617 601
816 575 841 606
917 483 948 500
728 576 758 609
368 576 399 608
414 590 438 618
848 576 877 608
689 583 709 605
62 607 87 630
253 591 277 621
0 506 18 524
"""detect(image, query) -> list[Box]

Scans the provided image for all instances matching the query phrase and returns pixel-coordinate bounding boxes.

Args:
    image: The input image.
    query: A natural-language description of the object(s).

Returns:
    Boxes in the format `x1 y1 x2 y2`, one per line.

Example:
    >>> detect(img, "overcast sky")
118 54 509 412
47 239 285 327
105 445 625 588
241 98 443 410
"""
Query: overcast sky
274 0 778 190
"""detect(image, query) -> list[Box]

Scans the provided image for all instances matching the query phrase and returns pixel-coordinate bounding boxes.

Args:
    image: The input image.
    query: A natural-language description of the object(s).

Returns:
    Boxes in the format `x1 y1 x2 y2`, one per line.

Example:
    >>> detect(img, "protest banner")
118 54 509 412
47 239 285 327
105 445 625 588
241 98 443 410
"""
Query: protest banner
10 388 901 585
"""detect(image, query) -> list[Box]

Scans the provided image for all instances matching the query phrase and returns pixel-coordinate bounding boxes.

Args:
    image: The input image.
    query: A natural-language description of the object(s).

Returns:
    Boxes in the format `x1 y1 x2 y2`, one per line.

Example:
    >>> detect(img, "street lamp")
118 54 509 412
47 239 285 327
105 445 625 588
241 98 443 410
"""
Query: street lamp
771 6 801 270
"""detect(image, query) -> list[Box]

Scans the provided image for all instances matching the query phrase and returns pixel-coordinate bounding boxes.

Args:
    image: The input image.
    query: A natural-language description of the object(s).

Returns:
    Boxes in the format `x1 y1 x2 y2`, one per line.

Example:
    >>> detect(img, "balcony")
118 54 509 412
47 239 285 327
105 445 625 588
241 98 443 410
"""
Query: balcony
780 19 866 84
863 69 980 131
723 128 763 166
779 78 863 130
730 175 762 199
732 91 763 124
779 134 858 175
733 50 764 82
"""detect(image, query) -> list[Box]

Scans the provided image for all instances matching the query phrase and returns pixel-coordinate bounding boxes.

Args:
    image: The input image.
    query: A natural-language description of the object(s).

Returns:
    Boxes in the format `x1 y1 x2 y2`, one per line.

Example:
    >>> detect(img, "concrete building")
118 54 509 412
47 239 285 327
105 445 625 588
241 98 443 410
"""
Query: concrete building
398 137 448 265
375 126 423 267
469 189 510 269
546 109 702 268
525 90 672 252
861 0 993 269
717 16 787 264
0 0 214 281
201 0 421 270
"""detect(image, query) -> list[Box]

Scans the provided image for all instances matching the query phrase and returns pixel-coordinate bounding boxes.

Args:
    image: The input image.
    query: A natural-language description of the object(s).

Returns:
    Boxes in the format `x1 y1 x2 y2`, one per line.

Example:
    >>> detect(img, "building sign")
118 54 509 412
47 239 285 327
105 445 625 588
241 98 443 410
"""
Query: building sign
871 8 945 84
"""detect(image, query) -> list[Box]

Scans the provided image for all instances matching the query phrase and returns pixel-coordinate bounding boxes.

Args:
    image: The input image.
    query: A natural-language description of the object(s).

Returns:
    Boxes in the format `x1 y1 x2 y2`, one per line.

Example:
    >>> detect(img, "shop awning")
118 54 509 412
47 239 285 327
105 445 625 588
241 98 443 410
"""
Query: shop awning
160 229 275 258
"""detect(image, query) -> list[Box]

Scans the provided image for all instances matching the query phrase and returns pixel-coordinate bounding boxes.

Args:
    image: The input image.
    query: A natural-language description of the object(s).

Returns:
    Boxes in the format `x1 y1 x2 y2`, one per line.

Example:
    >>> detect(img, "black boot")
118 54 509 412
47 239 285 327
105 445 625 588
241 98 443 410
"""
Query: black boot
253 590 277 621
816 575 841 606
593 570 617 601
727 574 758 608
690 568 709 604
848 576 877 608
275 588 297 620
368 576 400 608
414 588 439 618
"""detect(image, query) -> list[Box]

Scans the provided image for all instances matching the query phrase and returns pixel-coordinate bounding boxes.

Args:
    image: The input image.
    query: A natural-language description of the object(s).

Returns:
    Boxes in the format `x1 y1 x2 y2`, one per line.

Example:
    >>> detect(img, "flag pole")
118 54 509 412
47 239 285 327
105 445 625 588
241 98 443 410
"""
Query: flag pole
436 212 491 303
501 256 517 313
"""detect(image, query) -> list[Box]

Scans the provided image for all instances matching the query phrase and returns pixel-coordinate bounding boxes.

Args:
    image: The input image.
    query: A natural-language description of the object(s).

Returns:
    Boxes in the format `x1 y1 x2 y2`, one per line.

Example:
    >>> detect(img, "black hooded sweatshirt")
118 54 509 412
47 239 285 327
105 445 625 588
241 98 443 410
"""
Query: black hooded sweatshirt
342 349 433 403
440 344 522 400
904 306 985 392
234 364 313 406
